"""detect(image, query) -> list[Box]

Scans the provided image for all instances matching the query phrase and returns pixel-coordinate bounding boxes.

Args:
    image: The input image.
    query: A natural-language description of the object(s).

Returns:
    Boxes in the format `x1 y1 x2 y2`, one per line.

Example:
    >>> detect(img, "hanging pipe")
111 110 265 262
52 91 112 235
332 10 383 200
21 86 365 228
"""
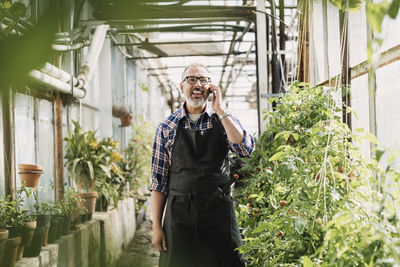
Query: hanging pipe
77 24 110 88
29 25 109 98
52 39 90 51
40 62 82 87
29 70 85 98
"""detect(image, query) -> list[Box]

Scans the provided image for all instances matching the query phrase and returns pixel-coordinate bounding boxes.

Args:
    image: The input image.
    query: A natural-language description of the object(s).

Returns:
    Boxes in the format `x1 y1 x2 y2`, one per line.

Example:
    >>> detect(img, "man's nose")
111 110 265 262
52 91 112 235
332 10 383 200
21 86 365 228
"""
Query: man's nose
194 78 202 86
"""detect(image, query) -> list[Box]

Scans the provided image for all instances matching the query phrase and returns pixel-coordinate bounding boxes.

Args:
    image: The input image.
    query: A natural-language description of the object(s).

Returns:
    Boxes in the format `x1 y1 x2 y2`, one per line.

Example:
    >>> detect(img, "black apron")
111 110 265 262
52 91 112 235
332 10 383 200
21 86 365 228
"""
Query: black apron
159 114 245 267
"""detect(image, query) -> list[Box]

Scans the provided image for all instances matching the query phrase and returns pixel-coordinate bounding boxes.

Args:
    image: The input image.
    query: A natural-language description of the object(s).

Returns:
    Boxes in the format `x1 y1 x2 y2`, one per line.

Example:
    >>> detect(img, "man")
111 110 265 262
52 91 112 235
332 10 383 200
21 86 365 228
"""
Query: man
150 63 255 267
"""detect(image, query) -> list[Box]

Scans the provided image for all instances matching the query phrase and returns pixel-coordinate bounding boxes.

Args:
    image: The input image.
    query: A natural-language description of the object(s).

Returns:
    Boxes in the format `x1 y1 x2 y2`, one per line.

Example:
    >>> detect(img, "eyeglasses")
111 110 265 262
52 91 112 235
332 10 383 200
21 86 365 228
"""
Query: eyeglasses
183 76 211 85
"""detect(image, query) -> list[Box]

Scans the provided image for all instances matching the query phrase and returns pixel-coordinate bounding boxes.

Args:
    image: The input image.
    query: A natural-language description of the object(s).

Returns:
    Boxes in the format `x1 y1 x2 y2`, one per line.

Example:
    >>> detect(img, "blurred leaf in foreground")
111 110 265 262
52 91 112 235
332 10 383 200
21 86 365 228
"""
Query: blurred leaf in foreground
0 3 60 92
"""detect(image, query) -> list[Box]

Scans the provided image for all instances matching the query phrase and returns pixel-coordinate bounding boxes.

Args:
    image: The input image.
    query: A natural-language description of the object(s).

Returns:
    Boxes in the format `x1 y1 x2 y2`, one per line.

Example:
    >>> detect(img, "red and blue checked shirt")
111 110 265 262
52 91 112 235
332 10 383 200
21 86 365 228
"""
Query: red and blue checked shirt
150 103 255 195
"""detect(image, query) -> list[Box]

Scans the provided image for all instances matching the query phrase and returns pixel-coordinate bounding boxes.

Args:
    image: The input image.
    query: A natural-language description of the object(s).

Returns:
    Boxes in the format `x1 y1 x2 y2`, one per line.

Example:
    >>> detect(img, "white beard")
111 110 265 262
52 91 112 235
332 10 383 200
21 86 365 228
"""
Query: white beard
183 91 207 108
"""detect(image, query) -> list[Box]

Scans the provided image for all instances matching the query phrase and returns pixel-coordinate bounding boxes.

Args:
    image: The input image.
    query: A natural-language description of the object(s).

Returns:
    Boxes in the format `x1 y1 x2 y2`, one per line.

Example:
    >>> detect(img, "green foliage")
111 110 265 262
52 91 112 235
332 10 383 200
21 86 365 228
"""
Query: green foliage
0 184 32 228
123 117 154 211
64 121 123 191
237 82 400 266
366 0 391 33
328 0 363 11
237 82 367 265
312 150 400 266
0 2 61 91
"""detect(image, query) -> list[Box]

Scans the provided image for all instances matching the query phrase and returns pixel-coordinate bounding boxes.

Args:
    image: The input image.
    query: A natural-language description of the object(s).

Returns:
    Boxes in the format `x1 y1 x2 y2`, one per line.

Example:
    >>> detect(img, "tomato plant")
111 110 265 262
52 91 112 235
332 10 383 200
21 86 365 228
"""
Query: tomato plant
236 82 368 265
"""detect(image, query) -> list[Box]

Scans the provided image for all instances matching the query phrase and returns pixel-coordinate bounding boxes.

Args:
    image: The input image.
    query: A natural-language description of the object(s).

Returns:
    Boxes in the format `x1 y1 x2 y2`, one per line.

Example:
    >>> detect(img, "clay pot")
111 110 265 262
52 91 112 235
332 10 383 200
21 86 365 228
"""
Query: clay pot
76 178 96 191
17 164 43 172
1 236 21 267
77 191 98 220
16 221 36 260
0 229 9 265
120 113 133 127
17 164 44 187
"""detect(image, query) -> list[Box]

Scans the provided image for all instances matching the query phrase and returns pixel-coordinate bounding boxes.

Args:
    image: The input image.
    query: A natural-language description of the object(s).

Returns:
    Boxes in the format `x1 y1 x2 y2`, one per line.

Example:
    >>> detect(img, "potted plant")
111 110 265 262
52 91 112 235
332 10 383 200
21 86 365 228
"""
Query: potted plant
1 185 36 264
64 121 101 190
58 188 85 234
95 144 125 211
0 199 10 265
23 189 52 257
17 164 44 188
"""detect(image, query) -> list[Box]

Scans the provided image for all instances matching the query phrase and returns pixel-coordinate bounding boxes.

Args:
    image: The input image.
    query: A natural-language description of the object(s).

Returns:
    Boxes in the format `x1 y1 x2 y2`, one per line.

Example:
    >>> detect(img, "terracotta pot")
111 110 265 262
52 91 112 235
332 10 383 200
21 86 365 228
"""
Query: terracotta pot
17 164 44 172
0 229 9 265
1 236 21 267
18 171 43 187
77 191 98 218
120 113 133 127
16 221 36 260
76 178 95 191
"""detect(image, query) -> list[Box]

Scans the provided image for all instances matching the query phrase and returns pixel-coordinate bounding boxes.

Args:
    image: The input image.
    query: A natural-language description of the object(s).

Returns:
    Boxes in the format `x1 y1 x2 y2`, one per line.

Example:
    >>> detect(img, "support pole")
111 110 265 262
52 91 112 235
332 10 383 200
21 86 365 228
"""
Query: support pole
279 0 287 82
55 18 64 200
269 0 280 103
297 0 310 82
54 92 64 200
256 0 269 135
2 88 16 199
339 10 352 130
366 1 377 158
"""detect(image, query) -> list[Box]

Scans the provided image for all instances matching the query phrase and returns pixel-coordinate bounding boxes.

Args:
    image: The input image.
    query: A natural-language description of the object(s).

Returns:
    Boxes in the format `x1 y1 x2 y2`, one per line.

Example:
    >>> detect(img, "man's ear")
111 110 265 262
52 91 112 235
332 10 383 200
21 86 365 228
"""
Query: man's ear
179 82 183 93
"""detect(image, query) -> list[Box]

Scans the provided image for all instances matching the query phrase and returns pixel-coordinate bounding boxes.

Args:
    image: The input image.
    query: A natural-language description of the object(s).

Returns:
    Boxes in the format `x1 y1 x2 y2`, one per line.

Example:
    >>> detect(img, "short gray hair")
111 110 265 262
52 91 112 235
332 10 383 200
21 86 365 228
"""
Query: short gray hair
181 63 210 81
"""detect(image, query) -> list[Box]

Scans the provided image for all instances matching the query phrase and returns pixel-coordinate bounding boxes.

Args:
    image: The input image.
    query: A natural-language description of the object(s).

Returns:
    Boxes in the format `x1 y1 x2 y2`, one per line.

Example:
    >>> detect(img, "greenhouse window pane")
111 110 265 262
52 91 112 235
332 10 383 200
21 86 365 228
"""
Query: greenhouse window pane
37 98 55 202
14 93 35 211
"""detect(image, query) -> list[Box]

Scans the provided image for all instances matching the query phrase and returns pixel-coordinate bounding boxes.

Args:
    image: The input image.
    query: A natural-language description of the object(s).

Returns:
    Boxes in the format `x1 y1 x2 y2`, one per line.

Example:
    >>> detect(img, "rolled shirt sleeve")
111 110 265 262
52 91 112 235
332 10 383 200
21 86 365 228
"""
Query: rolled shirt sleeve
227 116 255 158
149 124 170 195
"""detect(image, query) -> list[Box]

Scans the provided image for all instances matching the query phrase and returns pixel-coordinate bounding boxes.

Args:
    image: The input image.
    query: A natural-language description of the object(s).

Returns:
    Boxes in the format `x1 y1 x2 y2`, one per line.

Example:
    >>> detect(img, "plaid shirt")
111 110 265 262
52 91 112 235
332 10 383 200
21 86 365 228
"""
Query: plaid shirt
150 103 255 195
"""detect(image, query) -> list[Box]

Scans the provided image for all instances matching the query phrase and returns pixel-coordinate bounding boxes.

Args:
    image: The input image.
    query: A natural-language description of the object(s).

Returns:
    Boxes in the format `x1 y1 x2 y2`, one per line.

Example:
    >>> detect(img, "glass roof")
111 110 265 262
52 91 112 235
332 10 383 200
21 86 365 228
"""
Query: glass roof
95 0 299 135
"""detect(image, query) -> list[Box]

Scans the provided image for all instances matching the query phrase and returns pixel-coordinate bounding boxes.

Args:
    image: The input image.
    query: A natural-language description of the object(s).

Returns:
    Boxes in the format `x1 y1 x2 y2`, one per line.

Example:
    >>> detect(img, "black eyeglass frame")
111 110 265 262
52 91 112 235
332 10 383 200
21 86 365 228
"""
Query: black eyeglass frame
182 76 211 85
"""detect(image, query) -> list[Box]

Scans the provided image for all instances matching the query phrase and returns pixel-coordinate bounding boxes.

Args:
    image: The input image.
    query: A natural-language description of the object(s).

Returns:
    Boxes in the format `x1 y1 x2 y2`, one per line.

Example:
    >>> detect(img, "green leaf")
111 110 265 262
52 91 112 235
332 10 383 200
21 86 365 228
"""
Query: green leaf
87 161 94 179
388 0 400 18
274 183 287 193
388 152 396 165
0 3 61 91
269 151 285 161
252 221 269 234
302 256 313 267
294 218 306 234
99 164 111 178
71 158 81 175
364 133 378 144
366 1 390 33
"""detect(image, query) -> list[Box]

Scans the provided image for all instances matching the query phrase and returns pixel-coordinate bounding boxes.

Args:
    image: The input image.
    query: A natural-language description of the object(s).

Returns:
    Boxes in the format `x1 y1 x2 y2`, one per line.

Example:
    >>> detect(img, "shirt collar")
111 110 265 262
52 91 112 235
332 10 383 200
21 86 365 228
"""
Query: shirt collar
180 102 213 121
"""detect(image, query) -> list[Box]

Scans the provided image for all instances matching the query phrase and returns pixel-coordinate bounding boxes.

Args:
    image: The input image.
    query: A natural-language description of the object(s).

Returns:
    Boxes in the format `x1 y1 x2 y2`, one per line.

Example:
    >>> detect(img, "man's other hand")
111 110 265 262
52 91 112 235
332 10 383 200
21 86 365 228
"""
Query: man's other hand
152 226 167 252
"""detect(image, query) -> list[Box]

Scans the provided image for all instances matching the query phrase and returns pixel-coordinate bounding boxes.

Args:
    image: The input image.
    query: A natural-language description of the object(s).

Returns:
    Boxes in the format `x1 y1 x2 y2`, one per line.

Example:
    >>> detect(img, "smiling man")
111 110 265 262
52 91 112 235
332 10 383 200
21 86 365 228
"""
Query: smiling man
150 63 255 267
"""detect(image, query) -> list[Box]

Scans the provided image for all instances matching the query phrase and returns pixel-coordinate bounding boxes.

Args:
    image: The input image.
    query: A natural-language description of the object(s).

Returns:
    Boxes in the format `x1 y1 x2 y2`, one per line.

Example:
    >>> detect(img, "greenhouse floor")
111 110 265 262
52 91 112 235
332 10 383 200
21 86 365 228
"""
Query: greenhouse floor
116 200 159 267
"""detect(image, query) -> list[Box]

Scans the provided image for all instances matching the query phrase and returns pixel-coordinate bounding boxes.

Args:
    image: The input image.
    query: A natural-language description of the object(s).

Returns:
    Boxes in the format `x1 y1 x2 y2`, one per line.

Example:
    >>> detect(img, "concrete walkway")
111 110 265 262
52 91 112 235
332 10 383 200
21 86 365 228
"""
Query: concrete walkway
116 200 160 267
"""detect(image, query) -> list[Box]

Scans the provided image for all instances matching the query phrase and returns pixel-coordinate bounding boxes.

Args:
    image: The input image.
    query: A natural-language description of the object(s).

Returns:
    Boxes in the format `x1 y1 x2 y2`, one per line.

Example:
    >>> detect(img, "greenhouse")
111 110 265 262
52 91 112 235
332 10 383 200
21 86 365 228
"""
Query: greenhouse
0 0 400 266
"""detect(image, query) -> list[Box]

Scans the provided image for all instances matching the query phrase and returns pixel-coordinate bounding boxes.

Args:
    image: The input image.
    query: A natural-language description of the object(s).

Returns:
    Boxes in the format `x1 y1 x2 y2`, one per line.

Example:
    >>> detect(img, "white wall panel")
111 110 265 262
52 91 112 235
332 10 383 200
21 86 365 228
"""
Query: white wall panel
376 60 400 167
350 75 370 160
348 5 367 66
